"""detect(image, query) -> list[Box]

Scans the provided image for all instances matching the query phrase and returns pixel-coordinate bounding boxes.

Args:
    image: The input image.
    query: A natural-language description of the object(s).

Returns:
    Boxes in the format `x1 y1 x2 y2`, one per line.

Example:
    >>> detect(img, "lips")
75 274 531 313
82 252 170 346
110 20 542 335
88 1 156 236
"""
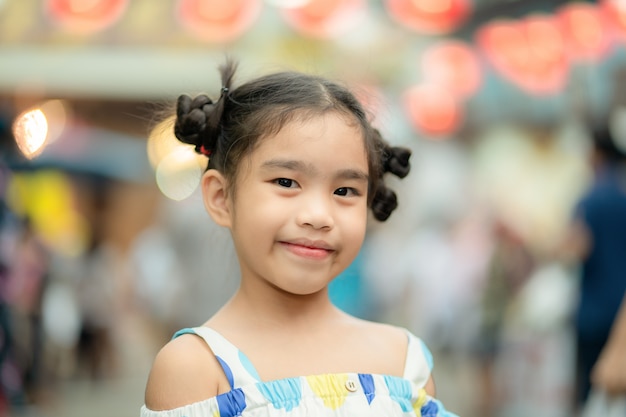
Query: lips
280 239 334 260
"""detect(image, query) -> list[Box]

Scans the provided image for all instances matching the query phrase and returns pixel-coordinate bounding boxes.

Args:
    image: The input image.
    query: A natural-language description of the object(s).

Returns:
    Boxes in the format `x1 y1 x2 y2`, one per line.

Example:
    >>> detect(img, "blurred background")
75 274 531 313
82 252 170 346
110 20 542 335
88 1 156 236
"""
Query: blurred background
2 0 626 416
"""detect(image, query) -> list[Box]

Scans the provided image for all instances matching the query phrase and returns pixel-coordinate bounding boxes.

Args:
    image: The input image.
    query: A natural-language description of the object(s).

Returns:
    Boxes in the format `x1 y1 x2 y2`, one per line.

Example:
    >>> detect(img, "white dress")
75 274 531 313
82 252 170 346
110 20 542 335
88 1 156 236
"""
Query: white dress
140 326 459 417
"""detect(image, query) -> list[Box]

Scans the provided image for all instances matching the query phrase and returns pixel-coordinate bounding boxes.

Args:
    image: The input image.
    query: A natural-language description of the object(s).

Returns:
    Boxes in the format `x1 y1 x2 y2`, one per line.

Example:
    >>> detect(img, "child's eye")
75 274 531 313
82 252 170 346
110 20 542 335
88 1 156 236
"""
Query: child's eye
274 178 297 188
334 187 361 197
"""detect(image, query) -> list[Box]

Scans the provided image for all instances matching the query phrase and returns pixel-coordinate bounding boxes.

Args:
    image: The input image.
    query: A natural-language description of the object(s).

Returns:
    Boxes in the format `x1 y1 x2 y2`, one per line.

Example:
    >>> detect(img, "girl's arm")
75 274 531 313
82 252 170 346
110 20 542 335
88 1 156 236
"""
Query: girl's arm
144 334 224 411
591 294 626 395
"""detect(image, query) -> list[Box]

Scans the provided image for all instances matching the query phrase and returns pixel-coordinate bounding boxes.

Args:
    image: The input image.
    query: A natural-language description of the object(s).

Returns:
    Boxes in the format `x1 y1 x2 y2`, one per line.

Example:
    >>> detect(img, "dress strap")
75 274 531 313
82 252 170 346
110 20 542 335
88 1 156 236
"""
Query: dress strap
173 327 262 389
402 329 433 387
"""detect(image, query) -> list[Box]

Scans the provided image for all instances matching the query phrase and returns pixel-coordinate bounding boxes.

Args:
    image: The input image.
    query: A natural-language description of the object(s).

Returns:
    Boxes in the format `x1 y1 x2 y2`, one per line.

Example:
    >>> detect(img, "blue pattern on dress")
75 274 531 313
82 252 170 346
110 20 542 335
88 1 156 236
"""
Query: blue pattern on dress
216 388 247 417
257 378 303 412
383 376 413 412
238 350 262 382
216 356 234 389
358 374 376 405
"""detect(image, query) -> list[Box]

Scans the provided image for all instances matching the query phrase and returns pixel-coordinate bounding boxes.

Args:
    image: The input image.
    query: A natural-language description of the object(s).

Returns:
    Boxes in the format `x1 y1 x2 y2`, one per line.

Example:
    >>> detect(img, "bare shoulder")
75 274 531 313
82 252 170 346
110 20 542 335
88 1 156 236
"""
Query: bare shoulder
349 319 436 396
336 318 408 373
144 333 226 411
354 319 409 353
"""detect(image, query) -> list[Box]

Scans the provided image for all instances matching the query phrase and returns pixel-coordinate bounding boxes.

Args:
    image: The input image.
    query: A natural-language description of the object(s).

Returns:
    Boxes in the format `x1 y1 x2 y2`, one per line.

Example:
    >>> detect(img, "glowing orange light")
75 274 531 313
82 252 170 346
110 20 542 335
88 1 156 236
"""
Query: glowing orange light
177 0 263 43
13 109 49 160
421 40 482 99
45 0 128 34
403 83 462 137
599 0 626 43
477 16 568 95
384 0 472 35
558 2 610 61
280 0 366 39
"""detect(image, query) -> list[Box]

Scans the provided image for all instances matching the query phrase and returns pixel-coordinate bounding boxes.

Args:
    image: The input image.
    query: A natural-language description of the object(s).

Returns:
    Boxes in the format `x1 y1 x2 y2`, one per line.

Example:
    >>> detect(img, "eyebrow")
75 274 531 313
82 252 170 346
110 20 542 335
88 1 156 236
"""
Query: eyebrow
261 159 369 182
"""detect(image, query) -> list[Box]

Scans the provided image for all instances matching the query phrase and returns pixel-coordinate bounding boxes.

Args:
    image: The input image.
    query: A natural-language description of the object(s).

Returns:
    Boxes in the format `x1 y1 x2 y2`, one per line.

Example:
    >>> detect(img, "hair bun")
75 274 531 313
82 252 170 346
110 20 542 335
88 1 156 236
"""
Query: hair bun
371 185 398 221
384 146 411 179
174 94 215 153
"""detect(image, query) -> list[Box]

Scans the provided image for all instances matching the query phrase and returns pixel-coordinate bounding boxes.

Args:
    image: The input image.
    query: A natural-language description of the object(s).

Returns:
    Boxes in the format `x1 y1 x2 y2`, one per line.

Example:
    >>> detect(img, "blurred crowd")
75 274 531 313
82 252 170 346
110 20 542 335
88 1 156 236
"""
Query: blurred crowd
0 112 624 417
1 1 626 416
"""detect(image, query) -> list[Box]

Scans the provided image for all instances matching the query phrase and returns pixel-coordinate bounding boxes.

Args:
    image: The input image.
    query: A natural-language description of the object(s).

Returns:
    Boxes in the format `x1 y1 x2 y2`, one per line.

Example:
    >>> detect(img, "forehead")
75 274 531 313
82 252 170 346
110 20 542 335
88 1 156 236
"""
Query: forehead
251 112 368 166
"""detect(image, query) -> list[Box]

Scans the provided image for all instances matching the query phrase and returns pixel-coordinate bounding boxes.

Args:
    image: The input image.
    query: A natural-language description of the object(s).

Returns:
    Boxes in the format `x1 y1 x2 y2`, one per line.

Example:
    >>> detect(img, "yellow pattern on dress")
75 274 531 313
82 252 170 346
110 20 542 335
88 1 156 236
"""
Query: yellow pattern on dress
412 388 428 416
306 374 350 410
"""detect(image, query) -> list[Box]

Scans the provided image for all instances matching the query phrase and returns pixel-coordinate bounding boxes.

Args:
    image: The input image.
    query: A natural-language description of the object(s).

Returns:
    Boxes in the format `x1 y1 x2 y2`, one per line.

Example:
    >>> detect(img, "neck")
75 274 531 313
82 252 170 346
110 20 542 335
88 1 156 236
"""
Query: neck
222 280 340 332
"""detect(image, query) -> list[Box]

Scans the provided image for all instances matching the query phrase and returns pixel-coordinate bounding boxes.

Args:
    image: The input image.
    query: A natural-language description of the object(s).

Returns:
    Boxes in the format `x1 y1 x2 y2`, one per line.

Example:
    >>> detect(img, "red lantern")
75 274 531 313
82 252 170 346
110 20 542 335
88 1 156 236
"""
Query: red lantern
403 83 463 137
280 0 367 39
177 0 263 43
384 0 472 35
421 40 482 99
600 0 626 43
45 0 128 34
558 2 611 61
477 16 569 95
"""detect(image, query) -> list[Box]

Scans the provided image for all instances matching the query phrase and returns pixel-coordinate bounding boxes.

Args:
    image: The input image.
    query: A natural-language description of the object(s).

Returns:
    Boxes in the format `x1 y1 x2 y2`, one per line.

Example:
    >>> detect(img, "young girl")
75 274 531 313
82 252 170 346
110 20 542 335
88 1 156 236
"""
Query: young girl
141 60 458 417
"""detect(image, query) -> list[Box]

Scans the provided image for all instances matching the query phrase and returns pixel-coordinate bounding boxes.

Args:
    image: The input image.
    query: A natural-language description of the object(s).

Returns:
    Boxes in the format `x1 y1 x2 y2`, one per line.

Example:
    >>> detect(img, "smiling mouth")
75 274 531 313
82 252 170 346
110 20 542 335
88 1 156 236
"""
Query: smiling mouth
280 242 334 260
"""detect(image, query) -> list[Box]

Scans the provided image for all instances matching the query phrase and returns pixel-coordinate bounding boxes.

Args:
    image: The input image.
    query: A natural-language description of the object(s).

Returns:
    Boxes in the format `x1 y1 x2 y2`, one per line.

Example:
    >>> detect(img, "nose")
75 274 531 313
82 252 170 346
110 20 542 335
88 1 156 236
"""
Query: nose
296 193 334 230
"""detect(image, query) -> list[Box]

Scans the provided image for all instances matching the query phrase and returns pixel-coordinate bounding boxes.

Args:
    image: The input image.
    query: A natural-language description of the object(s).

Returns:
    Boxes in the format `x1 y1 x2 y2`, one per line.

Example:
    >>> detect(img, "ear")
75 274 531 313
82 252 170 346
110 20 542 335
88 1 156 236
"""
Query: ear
201 170 232 228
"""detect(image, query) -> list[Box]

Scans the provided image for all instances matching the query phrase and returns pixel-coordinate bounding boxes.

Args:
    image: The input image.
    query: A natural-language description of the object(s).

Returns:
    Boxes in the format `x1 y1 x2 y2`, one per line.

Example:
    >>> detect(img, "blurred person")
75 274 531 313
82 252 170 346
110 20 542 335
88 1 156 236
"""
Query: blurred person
141 60 458 417
73 176 118 381
0 215 49 413
475 217 535 416
591 294 626 396
0 157 25 413
560 125 626 411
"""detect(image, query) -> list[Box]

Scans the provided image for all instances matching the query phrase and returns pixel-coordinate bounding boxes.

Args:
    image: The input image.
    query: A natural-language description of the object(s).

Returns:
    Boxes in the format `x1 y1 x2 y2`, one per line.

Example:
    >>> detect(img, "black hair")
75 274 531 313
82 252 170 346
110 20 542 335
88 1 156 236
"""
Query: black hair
173 59 411 221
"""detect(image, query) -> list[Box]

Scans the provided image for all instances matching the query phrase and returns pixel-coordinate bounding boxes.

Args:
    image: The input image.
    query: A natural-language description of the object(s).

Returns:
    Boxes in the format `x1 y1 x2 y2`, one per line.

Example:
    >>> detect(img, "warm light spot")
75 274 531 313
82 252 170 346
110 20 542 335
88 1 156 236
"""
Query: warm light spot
526 16 563 61
280 0 366 39
477 17 569 95
385 0 471 35
39 100 70 144
404 83 462 137
46 0 129 34
421 40 482 99
559 3 609 61
147 116 180 169
67 0 102 13
156 146 205 201
177 0 263 43
413 0 452 14
13 109 49 159
197 0 242 20
266 0 310 7
301 0 340 19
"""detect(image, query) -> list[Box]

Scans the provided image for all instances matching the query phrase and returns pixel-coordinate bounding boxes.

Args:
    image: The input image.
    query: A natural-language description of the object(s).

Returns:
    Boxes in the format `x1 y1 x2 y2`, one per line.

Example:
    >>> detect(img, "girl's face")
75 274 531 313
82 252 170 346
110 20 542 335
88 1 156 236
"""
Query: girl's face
224 112 369 296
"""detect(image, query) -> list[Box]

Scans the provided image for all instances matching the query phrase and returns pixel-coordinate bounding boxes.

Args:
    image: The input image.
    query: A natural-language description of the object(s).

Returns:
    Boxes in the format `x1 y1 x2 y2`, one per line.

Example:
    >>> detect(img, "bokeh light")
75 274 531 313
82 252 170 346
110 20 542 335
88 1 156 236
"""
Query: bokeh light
421 40 482 99
147 116 179 169
403 82 463 137
155 146 205 201
39 99 71 145
477 16 569 95
280 0 367 39
177 0 263 43
384 0 472 35
45 0 129 34
13 108 49 160
558 2 611 62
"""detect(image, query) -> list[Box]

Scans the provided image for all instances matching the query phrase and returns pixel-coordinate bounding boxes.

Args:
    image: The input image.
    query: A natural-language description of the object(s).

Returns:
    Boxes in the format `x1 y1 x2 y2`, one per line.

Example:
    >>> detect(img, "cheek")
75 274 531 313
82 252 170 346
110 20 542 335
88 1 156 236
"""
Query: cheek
342 206 368 241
